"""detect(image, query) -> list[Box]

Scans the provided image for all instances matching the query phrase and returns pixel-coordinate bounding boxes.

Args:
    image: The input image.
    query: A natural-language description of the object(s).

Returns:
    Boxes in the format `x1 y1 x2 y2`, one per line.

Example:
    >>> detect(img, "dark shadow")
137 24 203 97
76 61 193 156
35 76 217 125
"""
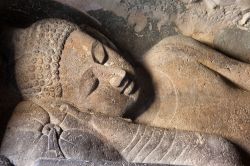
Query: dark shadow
123 62 155 120
1 0 99 27
0 25 22 144
232 143 250 166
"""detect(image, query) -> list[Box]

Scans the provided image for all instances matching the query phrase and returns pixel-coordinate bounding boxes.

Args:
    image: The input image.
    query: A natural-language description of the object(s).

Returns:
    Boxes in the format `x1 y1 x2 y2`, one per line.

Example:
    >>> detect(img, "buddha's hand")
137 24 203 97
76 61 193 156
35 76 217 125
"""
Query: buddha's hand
50 101 83 116
51 101 93 123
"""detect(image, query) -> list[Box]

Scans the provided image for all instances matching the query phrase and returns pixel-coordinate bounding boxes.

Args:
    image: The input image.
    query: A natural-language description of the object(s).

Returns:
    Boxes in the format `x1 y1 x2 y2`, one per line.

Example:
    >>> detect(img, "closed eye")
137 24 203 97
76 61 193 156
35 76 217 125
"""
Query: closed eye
91 41 108 65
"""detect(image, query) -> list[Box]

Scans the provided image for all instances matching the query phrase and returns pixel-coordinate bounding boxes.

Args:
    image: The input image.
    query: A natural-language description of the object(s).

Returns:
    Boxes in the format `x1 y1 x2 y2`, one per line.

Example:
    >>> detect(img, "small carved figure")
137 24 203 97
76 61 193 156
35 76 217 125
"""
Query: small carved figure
0 19 244 166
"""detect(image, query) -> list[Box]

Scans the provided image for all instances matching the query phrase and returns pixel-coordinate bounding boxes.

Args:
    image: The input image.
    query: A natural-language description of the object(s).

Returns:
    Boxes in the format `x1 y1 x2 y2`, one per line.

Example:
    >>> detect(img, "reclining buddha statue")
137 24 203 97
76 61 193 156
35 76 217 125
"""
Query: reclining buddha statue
0 19 247 166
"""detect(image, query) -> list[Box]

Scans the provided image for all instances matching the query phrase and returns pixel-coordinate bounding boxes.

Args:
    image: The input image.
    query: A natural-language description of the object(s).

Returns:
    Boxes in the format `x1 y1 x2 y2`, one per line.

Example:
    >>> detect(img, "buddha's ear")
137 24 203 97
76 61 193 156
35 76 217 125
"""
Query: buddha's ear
79 68 99 98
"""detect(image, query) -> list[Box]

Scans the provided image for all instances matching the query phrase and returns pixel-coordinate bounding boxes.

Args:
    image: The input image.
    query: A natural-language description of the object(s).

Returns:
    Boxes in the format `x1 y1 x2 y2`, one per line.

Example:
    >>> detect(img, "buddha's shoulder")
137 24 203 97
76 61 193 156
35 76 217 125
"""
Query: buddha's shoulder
13 100 48 115
9 101 50 126
143 35 212 66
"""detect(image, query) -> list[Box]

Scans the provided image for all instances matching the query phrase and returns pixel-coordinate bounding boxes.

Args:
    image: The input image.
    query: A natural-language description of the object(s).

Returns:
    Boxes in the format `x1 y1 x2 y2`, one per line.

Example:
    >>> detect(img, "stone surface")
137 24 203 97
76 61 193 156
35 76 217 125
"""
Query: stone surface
1 100 243 166
34 159 169 166
136 35 250 154
175 0 250 45
0 155 12 166
2 0 250 58
0 19 245 166
0 0 250 165
214 28 250 63
0 0 179 60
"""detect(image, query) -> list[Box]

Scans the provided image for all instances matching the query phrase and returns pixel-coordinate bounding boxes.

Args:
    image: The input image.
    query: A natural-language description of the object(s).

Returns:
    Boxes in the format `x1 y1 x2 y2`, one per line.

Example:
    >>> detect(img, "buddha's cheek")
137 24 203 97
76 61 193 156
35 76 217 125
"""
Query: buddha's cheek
84 85 129 116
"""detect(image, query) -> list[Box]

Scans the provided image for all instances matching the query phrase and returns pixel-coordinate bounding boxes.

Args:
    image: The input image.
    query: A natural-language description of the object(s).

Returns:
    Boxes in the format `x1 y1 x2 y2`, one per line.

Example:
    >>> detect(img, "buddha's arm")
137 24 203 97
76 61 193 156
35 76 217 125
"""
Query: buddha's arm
1 101 51 166
89 114 243 166
195 46 250 91
53 103 242 165
163 36 250 91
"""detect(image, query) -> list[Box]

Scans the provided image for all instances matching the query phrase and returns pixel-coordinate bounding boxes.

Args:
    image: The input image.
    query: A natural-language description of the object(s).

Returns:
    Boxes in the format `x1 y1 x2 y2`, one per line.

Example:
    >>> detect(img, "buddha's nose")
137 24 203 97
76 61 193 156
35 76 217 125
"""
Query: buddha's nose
109 69 126 87
109 68 135 96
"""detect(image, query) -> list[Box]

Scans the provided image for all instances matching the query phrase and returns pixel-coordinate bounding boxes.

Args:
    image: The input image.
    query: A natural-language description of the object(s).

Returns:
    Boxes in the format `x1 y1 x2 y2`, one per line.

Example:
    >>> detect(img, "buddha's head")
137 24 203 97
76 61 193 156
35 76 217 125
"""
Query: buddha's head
14 19 139 117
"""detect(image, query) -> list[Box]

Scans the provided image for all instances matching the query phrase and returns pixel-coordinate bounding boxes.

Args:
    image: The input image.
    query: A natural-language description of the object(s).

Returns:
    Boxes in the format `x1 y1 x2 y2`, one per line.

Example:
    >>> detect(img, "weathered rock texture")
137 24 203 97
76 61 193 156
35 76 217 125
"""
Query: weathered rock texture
1 0 250 165
1 100 243 166
176 0 250 44
0 155 12 166
137 36 250 154
34 159 169 166
0 19 245 166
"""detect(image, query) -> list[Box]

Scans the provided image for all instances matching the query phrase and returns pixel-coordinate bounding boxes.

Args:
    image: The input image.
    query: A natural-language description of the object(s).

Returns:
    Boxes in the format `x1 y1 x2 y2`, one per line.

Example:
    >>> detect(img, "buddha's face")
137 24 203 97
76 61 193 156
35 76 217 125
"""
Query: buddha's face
60 30 139 116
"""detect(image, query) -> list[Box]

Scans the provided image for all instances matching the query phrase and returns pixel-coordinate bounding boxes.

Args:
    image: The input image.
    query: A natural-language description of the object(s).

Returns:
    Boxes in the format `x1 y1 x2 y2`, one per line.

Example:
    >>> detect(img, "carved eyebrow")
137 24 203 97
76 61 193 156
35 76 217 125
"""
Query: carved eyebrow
91 40 108 65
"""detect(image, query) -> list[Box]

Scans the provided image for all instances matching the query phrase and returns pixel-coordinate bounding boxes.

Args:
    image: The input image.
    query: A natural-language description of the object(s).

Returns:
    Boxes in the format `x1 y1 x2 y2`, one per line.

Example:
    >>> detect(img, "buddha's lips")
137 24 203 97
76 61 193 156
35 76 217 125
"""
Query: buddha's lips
119 78 134 95
122 80 139 102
